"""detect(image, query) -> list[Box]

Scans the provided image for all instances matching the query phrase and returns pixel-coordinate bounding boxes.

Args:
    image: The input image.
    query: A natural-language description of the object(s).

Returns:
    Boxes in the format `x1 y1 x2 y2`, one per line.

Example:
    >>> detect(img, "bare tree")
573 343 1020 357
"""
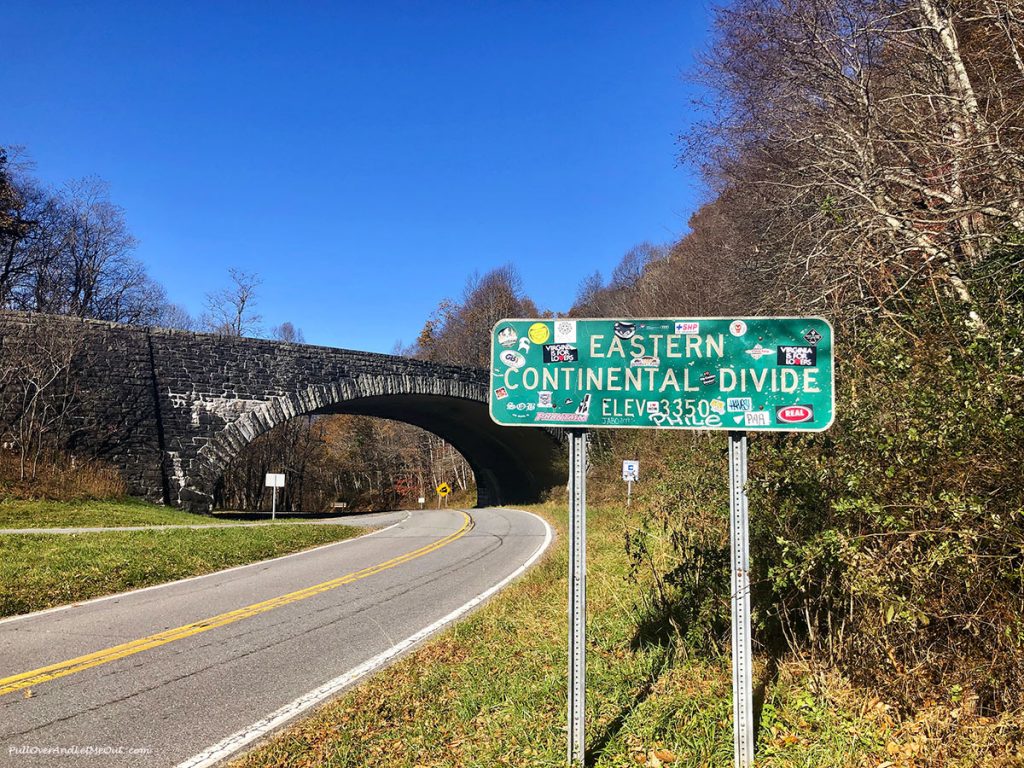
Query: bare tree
572 270 606 316
201 268 262 337
683 0 1024 329
271 321 305 343
2 152 175 326
156 303 196 331
0 323 83 480
0 149 38 307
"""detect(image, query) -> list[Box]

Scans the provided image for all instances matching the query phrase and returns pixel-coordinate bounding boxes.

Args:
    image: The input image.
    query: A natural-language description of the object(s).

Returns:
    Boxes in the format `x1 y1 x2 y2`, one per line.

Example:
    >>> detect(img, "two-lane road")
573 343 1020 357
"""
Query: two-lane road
0 508 552 767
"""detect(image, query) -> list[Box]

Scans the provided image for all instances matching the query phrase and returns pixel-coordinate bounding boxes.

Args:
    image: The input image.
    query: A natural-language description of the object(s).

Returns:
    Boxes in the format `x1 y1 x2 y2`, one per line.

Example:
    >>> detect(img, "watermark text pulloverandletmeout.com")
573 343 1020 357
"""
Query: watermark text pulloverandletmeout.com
8 744 153 758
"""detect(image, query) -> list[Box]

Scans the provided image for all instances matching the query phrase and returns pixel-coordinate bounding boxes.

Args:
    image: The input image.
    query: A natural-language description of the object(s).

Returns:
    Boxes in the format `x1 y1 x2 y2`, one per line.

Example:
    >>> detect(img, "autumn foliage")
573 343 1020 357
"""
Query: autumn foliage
572 0 1024 716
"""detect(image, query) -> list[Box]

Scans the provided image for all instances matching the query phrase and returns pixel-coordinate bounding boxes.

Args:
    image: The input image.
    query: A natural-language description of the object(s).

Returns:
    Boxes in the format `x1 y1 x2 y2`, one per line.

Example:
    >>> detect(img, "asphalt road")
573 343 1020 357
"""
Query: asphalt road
0 507 552 767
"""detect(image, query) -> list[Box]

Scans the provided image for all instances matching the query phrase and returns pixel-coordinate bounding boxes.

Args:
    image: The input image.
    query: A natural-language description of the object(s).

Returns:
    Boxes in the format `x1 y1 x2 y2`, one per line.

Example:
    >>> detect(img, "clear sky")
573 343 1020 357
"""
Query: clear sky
2 2 712 352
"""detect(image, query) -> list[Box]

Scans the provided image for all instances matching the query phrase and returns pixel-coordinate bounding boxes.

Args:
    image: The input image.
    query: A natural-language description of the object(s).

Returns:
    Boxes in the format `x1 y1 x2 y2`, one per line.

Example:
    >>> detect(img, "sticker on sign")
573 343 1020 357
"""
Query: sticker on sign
776 404 813 423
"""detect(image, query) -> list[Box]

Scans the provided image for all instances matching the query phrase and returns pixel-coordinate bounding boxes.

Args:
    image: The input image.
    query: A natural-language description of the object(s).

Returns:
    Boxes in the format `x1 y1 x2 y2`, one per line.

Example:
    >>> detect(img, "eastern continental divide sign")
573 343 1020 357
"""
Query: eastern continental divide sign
488 317 834 431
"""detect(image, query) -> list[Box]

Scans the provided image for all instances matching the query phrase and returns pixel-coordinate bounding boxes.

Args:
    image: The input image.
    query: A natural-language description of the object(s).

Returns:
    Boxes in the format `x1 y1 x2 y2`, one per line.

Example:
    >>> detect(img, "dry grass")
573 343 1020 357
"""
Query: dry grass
0 450 126 500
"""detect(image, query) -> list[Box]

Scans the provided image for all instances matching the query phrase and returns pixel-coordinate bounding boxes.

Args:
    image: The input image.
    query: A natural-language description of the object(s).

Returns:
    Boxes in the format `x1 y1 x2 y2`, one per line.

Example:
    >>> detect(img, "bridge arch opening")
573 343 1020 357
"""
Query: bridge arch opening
215 412 479 513
179 376 563 512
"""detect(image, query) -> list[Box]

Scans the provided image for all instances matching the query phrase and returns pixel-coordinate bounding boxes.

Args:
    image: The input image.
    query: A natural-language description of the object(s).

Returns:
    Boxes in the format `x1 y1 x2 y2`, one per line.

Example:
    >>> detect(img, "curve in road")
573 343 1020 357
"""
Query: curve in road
0 507 552 767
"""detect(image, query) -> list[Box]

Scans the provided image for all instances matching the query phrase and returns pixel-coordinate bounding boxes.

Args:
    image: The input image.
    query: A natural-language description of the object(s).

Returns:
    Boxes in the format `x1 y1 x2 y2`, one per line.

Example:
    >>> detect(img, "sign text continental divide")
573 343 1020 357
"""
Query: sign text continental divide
488 317 834 431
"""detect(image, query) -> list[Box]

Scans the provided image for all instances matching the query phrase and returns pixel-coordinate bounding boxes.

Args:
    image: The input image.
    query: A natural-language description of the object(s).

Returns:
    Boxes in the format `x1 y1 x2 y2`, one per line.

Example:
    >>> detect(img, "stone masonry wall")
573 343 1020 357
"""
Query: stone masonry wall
0 311 505 510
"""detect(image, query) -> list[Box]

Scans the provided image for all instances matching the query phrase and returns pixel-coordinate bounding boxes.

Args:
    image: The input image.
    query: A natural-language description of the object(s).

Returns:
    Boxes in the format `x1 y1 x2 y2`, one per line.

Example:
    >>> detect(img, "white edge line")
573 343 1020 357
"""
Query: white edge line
0 511 413 627
175 508 555 768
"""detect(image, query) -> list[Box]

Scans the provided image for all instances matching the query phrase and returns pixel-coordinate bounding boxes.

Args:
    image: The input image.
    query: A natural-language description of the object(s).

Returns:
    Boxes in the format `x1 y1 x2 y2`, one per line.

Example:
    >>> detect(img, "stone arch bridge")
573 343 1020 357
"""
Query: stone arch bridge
0 311 563 511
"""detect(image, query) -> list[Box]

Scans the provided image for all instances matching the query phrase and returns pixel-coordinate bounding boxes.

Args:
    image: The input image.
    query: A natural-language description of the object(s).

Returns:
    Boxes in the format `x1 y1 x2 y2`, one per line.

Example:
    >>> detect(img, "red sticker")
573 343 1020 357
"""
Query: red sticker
776 405 813 423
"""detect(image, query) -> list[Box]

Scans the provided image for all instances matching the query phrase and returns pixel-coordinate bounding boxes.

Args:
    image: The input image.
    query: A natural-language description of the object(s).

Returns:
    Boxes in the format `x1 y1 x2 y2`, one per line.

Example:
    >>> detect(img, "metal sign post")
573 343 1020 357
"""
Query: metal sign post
729 431 754 768
567 428 587 767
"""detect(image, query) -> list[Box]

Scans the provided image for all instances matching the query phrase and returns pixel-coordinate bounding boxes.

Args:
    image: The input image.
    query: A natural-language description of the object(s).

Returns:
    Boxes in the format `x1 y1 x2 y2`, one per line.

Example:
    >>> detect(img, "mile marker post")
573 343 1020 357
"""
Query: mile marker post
729 431 754 768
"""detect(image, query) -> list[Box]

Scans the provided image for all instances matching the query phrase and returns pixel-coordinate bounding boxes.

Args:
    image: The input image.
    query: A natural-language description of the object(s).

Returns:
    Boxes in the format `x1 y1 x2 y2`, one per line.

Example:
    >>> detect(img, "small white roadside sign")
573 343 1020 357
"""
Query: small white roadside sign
264 473 285 519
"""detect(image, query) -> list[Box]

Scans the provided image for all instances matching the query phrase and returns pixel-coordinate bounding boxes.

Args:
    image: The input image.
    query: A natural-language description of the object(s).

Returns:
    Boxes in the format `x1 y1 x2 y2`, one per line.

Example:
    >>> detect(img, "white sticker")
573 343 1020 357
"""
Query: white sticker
727 397 753 412
554 319 577 343
629 356 660 368
497 327 518 347
499 350 526 369
744 411 770 427
745 344 773 361
729 320 747 337
646 401 660 413
538 391 553 408
674 321 700 335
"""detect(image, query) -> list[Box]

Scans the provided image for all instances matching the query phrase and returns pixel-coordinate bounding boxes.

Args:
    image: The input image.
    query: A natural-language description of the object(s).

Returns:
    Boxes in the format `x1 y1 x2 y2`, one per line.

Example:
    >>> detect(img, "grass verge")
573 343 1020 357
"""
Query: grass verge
0 523 361 618
0 497 318 528
231 502 1022 768
0 496 230 528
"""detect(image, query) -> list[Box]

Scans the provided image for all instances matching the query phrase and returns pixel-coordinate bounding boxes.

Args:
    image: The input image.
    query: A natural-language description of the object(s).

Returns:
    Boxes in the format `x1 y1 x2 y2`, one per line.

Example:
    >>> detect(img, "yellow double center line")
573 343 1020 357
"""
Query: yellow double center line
0 512 472 698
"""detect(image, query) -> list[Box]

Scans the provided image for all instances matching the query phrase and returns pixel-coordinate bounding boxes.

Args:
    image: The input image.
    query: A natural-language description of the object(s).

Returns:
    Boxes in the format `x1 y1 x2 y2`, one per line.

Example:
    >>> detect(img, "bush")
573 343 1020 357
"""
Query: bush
750 261 1024 711
617 246 1024 712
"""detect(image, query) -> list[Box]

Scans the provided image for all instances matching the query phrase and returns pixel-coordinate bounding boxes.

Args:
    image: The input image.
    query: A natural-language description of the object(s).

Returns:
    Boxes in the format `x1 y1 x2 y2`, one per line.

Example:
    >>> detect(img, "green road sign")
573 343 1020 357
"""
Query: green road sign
489 317 834 432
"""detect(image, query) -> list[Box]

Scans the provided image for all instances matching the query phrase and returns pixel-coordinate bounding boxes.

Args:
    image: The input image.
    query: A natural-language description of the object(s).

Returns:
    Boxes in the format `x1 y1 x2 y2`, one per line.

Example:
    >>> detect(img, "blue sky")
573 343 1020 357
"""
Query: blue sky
2 2 712 352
